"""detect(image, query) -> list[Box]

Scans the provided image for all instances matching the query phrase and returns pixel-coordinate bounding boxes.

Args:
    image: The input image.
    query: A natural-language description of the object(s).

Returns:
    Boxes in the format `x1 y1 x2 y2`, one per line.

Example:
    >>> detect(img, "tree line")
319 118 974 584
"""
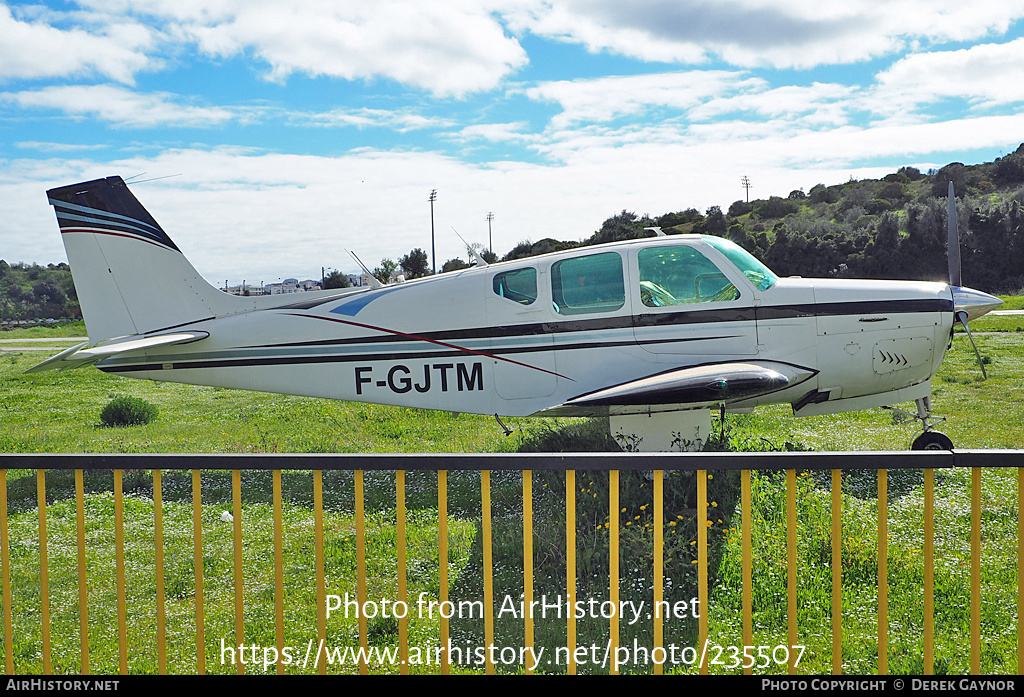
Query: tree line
6 145 1022 323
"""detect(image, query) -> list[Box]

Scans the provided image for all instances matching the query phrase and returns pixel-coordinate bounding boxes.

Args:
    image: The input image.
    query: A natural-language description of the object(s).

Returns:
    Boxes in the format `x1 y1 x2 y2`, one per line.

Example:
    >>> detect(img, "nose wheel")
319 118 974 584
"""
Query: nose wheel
911 430 954 451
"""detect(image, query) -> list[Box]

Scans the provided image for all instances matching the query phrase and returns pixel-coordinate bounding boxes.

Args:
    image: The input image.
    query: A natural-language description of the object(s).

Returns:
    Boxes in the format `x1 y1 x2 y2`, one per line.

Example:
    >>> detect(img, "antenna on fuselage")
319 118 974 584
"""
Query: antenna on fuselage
347 249 384 288
644 226 666 237
451 226 489 267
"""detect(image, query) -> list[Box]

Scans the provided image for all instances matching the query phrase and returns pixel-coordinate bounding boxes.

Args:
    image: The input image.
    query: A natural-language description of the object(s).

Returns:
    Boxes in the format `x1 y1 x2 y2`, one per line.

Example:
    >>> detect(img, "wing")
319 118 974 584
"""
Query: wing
26 331 209 374
537 360 816 416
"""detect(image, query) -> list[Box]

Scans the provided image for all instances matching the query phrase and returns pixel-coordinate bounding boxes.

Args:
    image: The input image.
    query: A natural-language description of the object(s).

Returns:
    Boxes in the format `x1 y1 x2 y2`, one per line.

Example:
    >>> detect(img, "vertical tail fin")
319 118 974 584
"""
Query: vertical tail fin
47 176 238 344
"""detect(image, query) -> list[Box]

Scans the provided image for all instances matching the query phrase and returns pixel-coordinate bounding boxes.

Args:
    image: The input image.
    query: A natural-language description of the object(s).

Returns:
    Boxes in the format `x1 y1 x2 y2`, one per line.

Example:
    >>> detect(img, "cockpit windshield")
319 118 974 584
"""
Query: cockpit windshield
702 236 778 291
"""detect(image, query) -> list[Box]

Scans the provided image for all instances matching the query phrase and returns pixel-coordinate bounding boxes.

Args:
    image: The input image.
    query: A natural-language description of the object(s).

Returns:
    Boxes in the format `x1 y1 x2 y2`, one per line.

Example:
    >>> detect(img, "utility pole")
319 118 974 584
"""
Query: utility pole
741 176 752 203
486 211 494 255
428 189 437 274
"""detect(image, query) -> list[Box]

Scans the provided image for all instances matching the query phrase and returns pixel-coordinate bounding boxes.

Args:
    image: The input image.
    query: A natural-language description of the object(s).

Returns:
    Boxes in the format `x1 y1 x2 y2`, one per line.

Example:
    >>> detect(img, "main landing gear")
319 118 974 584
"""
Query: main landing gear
884 396 954 451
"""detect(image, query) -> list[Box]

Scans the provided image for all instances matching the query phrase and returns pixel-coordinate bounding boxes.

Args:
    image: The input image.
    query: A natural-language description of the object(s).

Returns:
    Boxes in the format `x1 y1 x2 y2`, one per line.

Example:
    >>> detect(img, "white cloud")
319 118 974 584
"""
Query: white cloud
10 108 1023 281
502 0 1024 69
0 4 153 83
523 71 763 127
1 85 256 128
75 0 529 96
15 141 108 152
874 37 1024 113
291 108 455 132
689 83 858 126
450 122 535 143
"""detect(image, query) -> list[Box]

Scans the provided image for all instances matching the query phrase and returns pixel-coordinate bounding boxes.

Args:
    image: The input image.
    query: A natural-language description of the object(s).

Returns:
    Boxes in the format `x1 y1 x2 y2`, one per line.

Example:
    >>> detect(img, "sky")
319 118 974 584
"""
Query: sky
2 0 1024 285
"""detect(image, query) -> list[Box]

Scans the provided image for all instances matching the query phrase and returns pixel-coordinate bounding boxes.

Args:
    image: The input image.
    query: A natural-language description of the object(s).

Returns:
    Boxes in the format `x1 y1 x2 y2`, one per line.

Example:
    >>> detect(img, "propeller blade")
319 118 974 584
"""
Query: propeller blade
955 310 987 380
947 182 962 288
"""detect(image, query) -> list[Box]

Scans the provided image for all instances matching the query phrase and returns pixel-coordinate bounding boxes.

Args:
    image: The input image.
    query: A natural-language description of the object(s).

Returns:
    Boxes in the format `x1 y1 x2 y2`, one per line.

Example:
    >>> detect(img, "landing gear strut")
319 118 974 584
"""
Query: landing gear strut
884 396 954 451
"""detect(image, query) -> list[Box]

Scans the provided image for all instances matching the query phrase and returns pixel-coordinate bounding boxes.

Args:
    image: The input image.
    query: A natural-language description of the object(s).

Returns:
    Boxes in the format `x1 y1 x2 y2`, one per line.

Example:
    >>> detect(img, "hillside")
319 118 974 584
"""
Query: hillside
0 261 79 325
504 144 1024 294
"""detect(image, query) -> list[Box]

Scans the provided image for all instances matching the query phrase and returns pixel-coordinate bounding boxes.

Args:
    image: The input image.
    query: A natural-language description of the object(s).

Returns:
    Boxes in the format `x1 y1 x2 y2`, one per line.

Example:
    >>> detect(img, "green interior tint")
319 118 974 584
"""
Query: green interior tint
493 267 538 305
638 245 739 307
551 252 625 315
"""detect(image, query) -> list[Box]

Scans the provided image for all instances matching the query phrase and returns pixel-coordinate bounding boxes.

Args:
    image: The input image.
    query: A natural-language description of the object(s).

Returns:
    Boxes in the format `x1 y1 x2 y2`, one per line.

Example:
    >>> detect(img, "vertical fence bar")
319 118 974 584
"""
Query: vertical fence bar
523 470 534 674
878 469 887 676
482 470 495 675
75 469 89 675
0 470 10 675
314 470 326 675
438 470 449 675
232 469 244 674
698 469 708 675
566 470 576 675
971 466 981 675
273 470 284 675
742 469 752 676
609 470 619 675
153 470 166 675
355 469 367 675
654 469 664 677
831 469 841 675
787 469 797 675
114 470 127 674
192 469 205 674
924 468 934 675
397 470 408 675
1019 466 1023 676
37 470 50 674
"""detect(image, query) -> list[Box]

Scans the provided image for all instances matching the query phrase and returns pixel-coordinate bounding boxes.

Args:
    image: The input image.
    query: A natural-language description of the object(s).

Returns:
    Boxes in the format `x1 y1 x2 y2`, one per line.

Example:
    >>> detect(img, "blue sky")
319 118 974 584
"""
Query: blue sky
3 0 1024 283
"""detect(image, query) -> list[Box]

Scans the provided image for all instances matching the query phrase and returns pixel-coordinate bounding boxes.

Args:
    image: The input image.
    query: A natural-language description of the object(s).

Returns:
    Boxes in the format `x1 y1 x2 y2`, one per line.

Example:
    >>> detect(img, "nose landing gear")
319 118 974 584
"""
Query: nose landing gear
883 396 954 451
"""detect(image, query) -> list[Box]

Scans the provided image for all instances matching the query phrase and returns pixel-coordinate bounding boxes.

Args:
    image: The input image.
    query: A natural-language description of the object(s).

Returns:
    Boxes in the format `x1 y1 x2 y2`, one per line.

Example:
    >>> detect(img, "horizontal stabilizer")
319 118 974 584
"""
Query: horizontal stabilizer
26 331 208 374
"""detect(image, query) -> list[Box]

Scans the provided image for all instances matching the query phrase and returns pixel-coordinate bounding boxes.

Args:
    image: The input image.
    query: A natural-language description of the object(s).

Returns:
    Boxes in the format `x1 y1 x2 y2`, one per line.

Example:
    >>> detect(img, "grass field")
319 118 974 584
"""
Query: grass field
0 319 1022 674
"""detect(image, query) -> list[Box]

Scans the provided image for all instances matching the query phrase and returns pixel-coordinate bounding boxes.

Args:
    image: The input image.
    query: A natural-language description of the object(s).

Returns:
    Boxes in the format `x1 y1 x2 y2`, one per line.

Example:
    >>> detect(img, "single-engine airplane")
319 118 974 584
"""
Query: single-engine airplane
31 177 1002 451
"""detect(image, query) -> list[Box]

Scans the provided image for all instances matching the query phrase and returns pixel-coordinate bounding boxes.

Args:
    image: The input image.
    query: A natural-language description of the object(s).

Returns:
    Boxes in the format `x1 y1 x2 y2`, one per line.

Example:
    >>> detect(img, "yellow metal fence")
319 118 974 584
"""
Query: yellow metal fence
0 451 1018 675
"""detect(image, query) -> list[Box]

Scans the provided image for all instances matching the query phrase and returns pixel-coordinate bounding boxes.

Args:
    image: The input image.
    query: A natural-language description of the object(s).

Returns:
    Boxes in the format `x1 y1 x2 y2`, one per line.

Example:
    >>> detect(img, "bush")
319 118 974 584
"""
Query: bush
100 396 158 427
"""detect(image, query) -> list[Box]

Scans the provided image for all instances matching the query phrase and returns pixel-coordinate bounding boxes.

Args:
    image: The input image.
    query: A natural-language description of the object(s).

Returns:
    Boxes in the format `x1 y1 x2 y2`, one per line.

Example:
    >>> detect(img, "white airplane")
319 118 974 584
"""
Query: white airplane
31 176 1002 451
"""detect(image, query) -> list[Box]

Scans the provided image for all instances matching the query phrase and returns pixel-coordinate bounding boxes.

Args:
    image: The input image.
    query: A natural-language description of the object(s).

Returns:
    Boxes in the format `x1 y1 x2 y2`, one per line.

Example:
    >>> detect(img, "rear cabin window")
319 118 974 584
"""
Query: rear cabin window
551 252 625 315
493 267 537 305
637 245 739 307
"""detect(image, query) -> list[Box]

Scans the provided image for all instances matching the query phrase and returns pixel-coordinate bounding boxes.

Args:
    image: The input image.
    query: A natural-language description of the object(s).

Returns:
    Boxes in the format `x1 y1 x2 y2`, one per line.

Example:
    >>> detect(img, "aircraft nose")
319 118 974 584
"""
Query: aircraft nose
952 286 1003 322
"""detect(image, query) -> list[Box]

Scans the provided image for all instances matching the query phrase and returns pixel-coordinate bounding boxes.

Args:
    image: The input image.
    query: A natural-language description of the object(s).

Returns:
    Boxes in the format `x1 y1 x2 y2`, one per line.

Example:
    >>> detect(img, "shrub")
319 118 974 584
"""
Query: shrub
100 396 158 427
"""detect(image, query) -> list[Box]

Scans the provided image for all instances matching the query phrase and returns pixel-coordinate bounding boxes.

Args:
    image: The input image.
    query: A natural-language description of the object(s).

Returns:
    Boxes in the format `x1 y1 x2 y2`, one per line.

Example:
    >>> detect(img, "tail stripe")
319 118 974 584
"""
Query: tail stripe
50 199 164 235
50 201 178 251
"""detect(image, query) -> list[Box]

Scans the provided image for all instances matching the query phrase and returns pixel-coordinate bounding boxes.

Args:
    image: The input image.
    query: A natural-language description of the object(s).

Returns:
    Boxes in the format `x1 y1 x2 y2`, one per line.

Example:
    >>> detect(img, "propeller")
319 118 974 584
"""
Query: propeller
946 182 1001 378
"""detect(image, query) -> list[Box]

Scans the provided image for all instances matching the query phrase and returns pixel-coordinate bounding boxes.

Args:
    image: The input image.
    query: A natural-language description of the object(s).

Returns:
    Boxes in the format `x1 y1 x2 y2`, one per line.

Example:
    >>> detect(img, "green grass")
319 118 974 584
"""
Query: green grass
0 322 86 339
0 325 1022 674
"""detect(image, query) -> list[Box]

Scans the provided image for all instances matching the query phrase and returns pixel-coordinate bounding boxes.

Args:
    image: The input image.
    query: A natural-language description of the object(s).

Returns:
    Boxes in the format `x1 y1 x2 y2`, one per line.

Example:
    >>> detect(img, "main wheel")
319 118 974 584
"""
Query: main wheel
911 430 954 451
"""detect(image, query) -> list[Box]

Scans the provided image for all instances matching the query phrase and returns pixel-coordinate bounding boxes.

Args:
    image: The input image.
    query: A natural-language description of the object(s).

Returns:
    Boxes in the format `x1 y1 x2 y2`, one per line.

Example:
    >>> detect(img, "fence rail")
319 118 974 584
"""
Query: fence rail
0 450 1020 675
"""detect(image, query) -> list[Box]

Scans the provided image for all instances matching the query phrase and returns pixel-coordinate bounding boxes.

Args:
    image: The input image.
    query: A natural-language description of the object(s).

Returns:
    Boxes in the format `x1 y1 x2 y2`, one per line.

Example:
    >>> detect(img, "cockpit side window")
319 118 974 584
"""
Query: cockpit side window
637 245 739 307
551 252 625 315
493 267 538 305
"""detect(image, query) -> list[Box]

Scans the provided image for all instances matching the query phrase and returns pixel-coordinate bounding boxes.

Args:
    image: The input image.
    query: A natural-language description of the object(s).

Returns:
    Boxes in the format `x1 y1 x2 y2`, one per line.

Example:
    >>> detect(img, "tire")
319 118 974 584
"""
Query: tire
911 431 954 451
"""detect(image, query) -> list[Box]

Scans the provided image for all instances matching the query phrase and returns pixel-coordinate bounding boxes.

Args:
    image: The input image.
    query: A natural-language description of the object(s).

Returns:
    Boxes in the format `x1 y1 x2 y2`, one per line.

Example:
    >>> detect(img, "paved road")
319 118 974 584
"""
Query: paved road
0 337 87 342
0 337 86 352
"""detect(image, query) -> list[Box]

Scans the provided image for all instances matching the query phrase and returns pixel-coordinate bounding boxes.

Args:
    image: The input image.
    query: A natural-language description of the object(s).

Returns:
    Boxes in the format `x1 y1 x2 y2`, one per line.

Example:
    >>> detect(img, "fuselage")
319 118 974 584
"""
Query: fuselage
93 235 957 418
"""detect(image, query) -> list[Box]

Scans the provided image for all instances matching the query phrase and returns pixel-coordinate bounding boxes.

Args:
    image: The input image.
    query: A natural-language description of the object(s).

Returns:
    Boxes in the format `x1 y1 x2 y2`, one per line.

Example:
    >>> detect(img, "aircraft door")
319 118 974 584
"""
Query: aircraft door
631 243 758 356
485 266 558 399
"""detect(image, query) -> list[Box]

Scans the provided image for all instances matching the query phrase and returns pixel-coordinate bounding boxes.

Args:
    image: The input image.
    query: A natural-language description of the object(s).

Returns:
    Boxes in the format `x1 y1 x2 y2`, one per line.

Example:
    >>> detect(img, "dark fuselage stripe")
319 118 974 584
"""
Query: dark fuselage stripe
231 297 948 351
99 332 743 374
